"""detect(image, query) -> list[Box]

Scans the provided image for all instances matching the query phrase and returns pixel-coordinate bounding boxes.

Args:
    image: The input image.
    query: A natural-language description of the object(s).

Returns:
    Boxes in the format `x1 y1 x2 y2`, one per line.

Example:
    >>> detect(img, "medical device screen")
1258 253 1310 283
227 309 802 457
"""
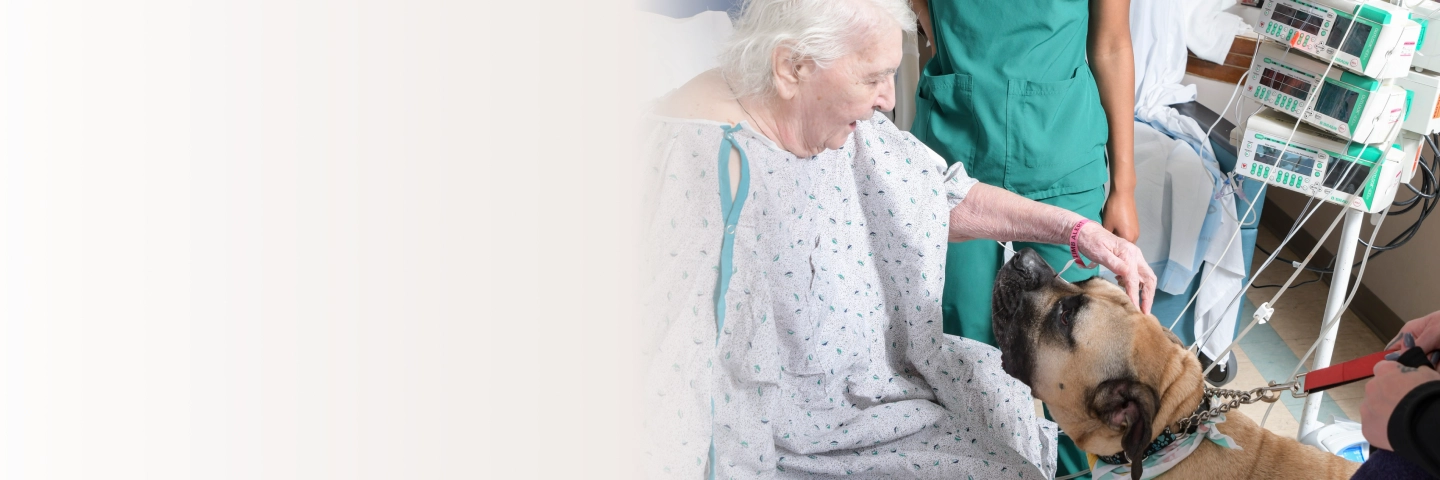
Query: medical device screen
1261 68 1314 100
1255 144 1318 176
1322 158 1371 194
1273 3 1325 35
1314 82 1359 121
1326 16 1372 57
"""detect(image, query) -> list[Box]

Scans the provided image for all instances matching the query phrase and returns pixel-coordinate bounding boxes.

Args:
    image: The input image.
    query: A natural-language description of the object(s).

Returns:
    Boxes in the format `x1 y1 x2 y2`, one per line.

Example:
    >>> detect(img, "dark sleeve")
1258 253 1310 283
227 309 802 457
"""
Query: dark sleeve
1388 380 1440 478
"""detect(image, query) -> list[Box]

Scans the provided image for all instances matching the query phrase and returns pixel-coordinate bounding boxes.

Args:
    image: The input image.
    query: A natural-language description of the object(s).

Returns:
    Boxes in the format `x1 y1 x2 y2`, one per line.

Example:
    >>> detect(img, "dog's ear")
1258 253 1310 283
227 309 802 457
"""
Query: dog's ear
1090 379 1160 480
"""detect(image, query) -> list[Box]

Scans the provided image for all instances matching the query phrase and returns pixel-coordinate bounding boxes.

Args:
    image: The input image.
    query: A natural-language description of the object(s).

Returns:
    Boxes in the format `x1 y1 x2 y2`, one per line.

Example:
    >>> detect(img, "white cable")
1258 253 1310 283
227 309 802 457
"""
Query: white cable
1194 202 1349 379
1164 115 1270 334
1284 208 1387 386
1259 206 1388 430
1189 149 1365 366
1161 34 1310 333
1204 69 1252 142
1181 194 1319 356
1171 0 1373 346
1189 0 1376 354
1191 134 1368 378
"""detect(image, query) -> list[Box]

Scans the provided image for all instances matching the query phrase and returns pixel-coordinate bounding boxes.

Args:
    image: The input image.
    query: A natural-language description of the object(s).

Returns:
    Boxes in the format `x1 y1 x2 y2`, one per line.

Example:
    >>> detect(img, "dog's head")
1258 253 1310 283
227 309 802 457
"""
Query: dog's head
992 249 1203 479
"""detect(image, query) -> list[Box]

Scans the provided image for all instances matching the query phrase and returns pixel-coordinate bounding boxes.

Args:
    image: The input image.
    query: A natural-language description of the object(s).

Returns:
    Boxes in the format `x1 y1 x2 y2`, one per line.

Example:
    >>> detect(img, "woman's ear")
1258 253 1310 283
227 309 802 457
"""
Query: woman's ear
771 45 813 101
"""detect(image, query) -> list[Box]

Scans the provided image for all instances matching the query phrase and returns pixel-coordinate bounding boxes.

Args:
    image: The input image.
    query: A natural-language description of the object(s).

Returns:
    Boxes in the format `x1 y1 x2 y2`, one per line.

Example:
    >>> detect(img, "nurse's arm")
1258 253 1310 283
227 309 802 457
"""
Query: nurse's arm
1088 0 1140 243
908 0 935 58
948 183 1156 313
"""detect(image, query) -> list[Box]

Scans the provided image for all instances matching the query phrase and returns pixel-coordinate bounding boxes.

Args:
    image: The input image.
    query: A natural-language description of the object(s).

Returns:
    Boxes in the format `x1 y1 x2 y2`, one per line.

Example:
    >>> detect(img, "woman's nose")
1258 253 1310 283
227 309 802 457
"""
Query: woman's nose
875 78 896 112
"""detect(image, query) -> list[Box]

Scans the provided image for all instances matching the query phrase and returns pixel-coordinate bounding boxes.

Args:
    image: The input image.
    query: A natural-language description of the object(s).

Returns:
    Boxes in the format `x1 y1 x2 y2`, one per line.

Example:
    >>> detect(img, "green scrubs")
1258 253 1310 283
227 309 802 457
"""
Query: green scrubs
911 1 1116 478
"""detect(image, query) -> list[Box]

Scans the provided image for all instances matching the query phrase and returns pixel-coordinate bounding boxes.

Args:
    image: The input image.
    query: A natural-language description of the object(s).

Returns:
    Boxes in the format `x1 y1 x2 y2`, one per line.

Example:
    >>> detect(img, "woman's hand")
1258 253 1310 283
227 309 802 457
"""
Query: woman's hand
1102 192 1140 243
1362 358 1440 450
1076 221 1155 314
946 184 1154 313
1387 310 1440 352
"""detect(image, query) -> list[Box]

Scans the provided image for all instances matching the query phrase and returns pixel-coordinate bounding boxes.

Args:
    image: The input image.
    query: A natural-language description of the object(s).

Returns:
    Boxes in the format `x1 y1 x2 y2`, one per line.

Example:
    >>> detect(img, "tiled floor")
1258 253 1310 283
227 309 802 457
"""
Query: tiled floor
1224 225 1388 440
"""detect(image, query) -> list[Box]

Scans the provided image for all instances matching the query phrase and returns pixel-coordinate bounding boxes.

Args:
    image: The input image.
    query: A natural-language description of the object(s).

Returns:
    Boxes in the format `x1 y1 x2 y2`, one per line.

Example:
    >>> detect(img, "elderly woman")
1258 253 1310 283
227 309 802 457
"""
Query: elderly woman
640 0 1157 477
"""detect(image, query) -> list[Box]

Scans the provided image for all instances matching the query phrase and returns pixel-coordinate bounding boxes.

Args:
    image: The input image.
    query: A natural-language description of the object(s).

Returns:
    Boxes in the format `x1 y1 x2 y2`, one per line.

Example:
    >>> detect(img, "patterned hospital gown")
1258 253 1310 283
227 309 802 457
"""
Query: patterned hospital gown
640 111 1058 479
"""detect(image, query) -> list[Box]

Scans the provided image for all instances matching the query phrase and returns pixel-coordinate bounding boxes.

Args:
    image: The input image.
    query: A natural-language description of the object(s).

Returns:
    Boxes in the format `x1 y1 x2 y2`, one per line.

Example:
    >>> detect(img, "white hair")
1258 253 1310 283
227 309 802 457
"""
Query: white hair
719 0 916 99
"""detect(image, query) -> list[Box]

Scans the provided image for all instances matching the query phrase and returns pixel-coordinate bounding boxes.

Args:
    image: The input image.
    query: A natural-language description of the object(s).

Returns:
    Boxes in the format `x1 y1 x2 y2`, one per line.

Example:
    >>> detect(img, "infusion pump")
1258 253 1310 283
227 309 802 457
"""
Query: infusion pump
1234 108 1405 213
1255 0 1424 80
1407 0 1440 72
1245 40 1409 145
1396 68 1440 135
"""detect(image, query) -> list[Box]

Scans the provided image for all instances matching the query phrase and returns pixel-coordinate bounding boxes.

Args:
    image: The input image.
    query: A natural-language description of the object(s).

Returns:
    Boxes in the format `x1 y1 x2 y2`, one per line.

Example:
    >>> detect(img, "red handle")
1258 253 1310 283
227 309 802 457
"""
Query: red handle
1300 349 1397 394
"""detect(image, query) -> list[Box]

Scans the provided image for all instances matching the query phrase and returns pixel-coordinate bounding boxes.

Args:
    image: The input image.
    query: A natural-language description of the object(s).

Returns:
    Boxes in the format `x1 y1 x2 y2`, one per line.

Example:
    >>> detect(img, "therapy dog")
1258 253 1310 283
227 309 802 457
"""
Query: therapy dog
991 248 1358 480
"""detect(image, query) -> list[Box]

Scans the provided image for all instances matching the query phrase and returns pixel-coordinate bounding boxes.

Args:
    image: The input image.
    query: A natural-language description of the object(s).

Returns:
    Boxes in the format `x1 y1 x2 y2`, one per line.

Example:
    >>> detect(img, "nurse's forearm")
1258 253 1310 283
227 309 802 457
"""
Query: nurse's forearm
947 184 1085 244
1088 0 1136 196
1094 63 1136 195
909 0 934 57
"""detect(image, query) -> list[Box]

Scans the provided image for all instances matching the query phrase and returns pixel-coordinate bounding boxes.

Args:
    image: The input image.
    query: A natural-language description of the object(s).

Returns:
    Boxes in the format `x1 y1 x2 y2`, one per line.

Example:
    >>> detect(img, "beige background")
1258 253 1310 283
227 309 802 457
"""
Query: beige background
0 1 641 478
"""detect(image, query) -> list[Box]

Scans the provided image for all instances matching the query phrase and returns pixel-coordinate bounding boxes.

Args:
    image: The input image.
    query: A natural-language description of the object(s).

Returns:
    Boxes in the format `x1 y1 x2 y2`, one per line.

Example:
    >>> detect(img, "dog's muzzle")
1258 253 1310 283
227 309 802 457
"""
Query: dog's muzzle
995 248 1057 292
991 248 1060 386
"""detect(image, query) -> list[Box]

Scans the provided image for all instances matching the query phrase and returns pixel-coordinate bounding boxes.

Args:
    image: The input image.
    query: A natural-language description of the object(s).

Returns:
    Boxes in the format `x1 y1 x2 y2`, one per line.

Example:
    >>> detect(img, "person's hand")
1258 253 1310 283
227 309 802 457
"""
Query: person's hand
1075 221 1156 314
1387 310 1440 352
1362 357 1440 450
1102 192 1140 243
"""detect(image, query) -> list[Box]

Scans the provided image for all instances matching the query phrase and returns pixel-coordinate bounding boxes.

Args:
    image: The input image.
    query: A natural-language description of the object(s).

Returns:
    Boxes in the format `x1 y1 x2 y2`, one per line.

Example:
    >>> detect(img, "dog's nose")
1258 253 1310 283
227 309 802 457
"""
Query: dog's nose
998 248 1056 291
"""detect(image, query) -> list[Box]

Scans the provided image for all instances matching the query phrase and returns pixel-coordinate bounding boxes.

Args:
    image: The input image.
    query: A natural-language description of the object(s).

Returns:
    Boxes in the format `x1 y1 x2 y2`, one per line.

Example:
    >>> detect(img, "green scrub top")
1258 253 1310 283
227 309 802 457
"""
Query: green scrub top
914 3 1116 478
911 0 1110 200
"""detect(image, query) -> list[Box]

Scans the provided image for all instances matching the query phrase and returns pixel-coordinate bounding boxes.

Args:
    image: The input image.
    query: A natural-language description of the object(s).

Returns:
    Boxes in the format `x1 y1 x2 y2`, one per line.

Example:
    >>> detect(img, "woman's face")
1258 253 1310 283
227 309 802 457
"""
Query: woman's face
792 27 902 155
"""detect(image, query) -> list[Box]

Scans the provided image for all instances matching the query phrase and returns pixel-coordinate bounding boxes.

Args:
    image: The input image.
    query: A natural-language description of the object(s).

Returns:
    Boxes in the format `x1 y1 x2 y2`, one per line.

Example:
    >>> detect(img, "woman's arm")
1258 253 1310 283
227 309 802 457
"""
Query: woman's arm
950 183 1156 313
1089 0 1139 243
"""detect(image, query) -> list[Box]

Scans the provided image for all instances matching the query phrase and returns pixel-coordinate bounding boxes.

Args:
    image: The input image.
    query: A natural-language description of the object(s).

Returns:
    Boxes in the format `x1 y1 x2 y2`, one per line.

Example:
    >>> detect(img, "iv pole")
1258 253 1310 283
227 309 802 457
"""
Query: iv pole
1297 206 1365 440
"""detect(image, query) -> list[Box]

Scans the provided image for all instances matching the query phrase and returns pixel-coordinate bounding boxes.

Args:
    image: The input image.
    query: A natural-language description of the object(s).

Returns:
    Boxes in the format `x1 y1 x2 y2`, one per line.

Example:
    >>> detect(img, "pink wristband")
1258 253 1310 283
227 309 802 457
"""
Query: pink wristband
1069 219 1097 269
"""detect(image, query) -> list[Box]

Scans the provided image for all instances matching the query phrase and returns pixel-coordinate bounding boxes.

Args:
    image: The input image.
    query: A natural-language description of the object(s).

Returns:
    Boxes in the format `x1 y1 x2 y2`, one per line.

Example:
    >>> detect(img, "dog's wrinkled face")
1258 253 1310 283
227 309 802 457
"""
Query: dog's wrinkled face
993 249 1198 480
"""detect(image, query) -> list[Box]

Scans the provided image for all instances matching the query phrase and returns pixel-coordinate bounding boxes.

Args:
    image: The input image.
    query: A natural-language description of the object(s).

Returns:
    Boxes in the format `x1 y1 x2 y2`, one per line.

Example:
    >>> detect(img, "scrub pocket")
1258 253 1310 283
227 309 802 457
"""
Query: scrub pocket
1004 66 1109 191
914 70 980 169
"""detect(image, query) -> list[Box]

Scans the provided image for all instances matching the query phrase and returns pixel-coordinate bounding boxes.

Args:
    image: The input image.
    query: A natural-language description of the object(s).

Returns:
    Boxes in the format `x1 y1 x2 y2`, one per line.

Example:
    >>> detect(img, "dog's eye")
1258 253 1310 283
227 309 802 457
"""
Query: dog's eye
1055 295 1085 327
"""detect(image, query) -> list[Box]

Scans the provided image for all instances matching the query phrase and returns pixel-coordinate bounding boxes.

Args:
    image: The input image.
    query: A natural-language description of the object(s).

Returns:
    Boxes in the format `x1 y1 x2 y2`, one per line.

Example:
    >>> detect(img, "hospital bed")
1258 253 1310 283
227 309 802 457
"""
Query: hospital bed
1159 101 1262 382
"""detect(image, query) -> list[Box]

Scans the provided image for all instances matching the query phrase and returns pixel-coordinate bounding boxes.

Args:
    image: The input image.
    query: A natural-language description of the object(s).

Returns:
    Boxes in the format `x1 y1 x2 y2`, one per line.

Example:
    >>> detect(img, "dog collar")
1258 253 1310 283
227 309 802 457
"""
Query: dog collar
1094 427 1180 466
1092 399 1244 480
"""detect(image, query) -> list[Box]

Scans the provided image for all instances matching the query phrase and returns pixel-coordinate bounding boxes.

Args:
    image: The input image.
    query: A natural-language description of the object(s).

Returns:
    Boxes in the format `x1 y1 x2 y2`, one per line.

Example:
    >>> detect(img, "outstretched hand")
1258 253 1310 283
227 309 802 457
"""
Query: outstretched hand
1076 221 1155 314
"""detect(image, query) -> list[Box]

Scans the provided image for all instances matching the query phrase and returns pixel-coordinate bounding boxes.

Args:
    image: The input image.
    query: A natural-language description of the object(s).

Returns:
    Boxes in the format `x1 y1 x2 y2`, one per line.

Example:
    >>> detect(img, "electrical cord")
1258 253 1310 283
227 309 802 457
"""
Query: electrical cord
1252 276 1323 289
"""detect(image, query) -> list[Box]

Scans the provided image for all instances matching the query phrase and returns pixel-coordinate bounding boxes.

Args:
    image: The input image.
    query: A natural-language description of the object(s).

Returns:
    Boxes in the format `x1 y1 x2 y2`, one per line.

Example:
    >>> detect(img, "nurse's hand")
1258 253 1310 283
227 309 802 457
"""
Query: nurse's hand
1076 221 1156 314
1103 193 1140 243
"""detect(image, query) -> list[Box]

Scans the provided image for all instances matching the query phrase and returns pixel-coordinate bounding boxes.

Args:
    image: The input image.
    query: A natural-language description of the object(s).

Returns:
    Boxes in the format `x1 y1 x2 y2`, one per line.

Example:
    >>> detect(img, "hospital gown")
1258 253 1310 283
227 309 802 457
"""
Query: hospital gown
640 111 1058 478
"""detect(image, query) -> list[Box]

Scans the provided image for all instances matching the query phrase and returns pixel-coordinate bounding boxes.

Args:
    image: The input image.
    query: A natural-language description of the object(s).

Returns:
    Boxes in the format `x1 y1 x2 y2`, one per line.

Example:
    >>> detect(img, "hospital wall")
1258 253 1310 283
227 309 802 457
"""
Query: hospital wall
1190 73 1440 334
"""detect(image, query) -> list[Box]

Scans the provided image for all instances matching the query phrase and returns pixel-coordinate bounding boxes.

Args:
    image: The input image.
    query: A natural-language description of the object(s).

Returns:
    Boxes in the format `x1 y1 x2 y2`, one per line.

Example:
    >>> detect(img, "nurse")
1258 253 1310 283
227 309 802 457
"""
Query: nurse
909 0 1138 478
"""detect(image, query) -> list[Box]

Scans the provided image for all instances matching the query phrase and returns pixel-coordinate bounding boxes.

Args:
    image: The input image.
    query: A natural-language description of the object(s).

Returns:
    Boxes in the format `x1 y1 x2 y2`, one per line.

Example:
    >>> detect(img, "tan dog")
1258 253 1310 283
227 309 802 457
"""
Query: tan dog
991 248 1359 480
